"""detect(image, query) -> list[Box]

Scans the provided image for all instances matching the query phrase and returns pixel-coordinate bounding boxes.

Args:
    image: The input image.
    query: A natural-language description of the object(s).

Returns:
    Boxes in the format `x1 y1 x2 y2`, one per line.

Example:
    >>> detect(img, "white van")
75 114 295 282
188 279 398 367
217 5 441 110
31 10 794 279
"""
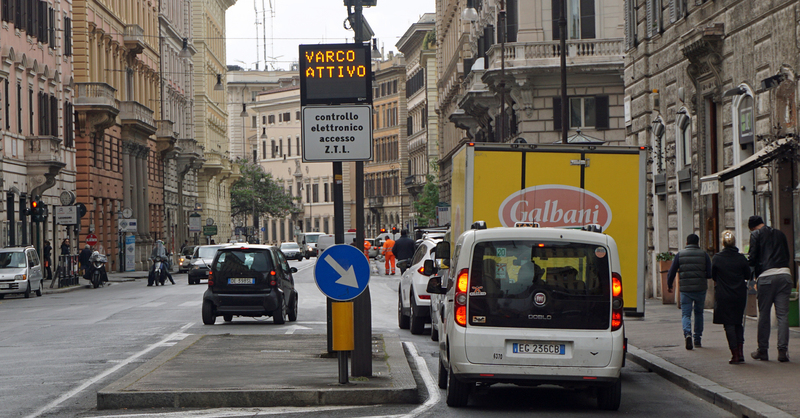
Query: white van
429 222 625 410
295 232 324 259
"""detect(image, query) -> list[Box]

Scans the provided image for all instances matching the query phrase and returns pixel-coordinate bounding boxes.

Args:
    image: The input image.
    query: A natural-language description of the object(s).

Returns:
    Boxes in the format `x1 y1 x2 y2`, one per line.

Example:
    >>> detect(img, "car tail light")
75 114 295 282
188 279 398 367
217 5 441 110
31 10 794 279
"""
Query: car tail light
208 271 214 287
418 266 425 275
418 294 430 300
611 272 624 331
455 268 469 327
270 280 277 286
270 270 276 276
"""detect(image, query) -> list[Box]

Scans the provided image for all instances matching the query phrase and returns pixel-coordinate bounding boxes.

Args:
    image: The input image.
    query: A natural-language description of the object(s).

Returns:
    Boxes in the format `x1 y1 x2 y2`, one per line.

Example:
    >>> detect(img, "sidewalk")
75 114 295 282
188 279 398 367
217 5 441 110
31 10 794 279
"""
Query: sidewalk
42 270 151 295
626 300 800 418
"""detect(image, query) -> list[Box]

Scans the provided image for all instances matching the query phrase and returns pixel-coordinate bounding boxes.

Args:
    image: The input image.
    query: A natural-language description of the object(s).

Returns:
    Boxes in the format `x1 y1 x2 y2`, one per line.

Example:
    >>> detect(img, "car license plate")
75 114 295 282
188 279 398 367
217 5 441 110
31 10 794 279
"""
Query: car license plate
512 342 565 355
0 283 9 289
228 278 255 285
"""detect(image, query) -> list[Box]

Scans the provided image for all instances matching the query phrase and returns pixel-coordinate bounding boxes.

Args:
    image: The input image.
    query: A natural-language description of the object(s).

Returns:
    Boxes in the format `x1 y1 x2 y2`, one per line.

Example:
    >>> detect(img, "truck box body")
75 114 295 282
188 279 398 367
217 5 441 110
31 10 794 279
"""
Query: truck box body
449 143 646 315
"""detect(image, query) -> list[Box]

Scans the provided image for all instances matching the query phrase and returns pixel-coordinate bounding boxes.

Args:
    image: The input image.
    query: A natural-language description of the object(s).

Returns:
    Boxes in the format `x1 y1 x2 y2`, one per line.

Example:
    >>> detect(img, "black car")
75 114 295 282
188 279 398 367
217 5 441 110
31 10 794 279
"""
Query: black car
202 244 298 325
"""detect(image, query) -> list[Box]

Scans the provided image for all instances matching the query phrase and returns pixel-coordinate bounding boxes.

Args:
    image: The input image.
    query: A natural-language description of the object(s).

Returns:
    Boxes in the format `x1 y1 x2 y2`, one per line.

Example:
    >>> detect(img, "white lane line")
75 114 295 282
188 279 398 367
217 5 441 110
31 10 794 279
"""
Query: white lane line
140 302 165 308
179 301 200 307
400 341 440 418
23 322 194 418
88 405 370 418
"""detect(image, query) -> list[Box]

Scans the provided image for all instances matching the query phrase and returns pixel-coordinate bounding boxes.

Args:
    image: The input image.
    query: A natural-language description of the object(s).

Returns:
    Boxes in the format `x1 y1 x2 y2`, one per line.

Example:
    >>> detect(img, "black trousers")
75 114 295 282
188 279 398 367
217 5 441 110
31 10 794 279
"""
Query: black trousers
723 324 744 350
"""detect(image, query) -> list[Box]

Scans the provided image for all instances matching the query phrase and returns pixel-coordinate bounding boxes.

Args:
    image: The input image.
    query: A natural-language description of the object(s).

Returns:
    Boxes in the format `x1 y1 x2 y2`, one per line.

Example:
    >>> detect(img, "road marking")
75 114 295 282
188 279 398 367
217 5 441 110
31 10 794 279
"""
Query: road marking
23 322 194 418
87 405 370 418
140 302 165 308
179 301 200 307
283 324 312 334
399 341 440 418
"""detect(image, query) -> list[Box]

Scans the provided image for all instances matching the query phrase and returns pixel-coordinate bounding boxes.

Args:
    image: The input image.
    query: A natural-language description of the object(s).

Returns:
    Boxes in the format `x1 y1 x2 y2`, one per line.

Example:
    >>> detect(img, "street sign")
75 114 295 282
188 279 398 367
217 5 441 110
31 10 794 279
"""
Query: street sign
302 105 373 162
125 234 136 272
86 234 98 246
55 205 78 225
118 218 138 232
203 225 218 236
299 43 372 106
188 213 201 233
314 244 370 301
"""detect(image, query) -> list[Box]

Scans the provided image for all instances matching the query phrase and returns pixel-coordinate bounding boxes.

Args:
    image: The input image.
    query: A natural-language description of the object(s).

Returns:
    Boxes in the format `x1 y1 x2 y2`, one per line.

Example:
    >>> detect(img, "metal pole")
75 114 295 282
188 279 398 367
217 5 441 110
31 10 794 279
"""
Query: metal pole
560 0 568 144
338 351 348 384
500 0 506 142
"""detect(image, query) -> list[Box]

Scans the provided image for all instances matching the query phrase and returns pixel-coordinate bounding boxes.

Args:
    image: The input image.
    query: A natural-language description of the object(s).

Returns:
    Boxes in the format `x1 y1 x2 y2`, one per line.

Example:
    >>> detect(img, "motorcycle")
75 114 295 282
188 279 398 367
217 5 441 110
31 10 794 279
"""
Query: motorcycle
150 256 167 286
87 251 108 288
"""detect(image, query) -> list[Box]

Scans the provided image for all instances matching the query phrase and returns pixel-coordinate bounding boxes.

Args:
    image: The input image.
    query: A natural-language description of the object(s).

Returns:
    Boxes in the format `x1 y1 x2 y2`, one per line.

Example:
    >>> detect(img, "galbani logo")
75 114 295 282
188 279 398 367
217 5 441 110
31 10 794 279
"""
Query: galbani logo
498 185 612 230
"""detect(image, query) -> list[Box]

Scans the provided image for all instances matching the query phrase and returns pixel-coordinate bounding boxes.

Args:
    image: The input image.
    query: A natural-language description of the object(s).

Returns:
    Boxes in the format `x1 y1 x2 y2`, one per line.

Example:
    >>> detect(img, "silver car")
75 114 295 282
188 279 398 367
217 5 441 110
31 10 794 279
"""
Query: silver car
0 247 45 299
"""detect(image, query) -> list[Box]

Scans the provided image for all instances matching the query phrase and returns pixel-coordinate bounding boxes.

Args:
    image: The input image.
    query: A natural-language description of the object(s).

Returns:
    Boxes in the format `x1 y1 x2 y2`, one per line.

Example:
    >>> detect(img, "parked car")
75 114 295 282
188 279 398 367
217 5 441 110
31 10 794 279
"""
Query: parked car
366 238 381 258
429 223 625 410
178 245 196 273
279 242 303 261
0 246 44 299
202 244 299 325
188 244 228 285
397 236 442 335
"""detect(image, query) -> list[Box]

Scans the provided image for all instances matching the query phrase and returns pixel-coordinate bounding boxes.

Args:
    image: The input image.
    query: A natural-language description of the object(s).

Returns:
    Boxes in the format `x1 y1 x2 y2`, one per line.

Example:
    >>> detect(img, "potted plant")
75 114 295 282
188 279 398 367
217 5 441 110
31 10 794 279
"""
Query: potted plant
657 252 678 304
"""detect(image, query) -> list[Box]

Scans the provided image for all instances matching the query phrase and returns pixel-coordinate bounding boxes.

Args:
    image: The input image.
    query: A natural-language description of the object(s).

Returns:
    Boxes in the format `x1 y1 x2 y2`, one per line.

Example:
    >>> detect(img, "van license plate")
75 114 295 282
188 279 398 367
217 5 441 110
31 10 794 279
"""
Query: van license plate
0 284 9 289
228 278 255 285
512 342 565 355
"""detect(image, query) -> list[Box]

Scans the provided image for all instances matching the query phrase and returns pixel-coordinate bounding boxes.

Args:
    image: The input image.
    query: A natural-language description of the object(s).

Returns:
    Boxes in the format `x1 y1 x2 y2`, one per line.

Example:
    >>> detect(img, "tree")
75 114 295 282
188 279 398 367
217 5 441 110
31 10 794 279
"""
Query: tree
230 160 296 219
413 174 439 227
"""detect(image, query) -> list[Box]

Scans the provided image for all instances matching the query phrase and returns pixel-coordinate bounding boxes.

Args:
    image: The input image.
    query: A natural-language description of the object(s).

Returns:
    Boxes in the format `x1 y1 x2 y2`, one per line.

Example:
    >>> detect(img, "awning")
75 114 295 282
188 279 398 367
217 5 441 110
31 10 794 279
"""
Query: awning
700 136 796 195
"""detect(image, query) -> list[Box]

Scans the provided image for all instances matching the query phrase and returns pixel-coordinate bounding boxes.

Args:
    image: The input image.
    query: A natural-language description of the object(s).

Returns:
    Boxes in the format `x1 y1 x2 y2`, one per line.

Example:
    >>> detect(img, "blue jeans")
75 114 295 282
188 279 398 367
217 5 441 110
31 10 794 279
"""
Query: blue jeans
681 290 706 339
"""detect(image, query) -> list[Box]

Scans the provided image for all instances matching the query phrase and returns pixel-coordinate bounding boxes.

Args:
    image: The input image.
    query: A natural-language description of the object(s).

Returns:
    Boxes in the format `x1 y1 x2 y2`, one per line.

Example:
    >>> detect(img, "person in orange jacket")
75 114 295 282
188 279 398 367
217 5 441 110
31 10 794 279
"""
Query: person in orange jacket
382 237 396 275
363 240 372 259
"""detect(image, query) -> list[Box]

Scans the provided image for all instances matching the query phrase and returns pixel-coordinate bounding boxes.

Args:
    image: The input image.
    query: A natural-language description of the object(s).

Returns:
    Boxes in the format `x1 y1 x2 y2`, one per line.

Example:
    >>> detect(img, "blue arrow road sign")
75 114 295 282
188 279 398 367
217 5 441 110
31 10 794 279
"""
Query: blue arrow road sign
314 244 371 301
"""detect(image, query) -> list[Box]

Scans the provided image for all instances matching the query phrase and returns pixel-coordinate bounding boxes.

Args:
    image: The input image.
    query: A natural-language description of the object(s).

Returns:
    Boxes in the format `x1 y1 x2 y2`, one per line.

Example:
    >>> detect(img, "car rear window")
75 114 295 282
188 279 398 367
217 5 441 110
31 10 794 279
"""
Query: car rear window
213 250 274 275
468 240 611 330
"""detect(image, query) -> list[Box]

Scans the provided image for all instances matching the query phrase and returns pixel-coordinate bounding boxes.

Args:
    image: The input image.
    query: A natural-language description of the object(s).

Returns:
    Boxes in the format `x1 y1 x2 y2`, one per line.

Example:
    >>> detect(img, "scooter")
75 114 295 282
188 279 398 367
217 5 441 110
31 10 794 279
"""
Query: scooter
151 257 167 286
88 251 108 288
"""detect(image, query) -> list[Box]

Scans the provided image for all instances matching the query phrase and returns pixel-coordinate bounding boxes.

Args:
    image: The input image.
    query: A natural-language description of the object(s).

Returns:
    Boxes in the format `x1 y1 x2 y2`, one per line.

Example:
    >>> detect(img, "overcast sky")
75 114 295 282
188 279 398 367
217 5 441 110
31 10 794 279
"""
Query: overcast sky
225 0 435 71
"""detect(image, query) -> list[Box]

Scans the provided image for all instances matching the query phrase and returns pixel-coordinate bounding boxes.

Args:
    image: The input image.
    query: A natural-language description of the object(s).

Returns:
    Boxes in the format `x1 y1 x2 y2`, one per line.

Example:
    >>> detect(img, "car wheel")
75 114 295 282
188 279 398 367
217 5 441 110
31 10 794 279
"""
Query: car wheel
410 294 425 335
202 300 216 325
438 359 448 389
397 288 410 329
597 377 622 410
24 281 32 298
273 294 286 324
223 314 233 322
35 280 42 297
288 292 298 322
446 364 471 407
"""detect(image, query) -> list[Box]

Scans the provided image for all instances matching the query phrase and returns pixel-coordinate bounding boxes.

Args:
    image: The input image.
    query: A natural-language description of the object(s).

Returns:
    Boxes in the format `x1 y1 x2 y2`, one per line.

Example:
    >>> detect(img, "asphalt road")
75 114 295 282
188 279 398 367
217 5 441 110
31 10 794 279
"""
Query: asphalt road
0 257 733 418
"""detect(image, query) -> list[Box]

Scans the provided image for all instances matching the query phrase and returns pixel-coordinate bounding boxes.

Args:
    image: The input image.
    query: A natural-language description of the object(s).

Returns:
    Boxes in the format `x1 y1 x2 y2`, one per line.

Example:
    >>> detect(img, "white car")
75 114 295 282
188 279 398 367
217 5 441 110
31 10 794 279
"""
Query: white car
0 247 45 299
429 223 625 410
397 237 440 335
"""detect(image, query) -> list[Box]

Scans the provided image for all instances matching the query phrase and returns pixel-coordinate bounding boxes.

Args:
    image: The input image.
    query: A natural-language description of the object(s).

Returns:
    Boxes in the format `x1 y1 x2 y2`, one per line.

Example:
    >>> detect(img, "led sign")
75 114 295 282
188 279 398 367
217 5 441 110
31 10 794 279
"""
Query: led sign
299 43 372 106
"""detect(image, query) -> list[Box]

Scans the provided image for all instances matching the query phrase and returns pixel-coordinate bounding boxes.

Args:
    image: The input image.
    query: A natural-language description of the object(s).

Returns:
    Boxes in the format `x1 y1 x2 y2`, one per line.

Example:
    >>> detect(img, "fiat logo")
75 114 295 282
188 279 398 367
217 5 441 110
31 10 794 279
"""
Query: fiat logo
534 292 547 307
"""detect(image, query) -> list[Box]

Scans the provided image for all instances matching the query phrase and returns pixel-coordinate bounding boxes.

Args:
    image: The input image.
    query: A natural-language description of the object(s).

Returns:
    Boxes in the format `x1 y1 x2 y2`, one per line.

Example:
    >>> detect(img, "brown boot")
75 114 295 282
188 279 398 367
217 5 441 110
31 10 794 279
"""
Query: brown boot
737 344 745 364
729 348 741 364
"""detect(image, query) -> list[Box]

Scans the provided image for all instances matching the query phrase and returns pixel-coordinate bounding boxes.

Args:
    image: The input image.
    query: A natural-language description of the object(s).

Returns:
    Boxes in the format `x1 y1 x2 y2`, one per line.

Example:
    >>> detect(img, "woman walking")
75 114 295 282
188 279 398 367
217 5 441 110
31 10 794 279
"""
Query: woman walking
711 230 750 364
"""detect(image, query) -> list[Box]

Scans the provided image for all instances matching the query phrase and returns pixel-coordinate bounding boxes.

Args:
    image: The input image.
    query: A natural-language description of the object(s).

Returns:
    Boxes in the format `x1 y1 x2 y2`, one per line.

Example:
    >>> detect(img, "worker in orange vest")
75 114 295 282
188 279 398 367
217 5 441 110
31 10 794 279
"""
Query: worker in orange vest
363 240 371 258
382 237 396 275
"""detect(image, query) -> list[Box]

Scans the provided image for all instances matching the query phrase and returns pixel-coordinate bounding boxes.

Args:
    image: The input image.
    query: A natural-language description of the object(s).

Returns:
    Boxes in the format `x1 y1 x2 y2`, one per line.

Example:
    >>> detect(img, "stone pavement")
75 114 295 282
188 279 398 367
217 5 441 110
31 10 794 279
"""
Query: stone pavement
626 300 800 418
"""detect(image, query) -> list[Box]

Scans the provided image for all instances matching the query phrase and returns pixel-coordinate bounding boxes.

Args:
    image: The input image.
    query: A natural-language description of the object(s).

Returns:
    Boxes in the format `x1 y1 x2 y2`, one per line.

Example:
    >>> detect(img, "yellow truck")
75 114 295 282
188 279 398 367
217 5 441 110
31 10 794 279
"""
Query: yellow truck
448 142 647 316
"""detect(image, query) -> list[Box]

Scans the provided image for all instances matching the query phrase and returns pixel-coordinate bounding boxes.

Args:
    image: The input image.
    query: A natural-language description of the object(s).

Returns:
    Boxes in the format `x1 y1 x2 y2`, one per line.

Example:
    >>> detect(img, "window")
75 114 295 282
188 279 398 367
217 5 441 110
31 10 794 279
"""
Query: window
306 184 311 203
647 0 662 38
271 140 276 158
17 82 22 133
268 114 275 124
64 101 74 147
4 79 8 130
262 115 266 124
28 88 34 134
279 139 283 156
552 0 595 40
625 0 638 50
251 115 257 127
312 183 319 203
553 96 609 130
296 137 300 156
324 182 329 202
283 112 290 122
295 110 300 120
262 140 267 158
679 114 691 167
669 0 687 23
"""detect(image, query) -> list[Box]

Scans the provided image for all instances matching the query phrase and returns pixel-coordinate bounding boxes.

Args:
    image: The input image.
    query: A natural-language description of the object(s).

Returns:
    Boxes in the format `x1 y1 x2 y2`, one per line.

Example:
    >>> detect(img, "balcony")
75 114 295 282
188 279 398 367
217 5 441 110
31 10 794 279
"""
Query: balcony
123 24 145 55
200 149 224 177
25 135 66 196
156 120 177 155
368 196 384 208
404 174 427 197
175 138 205 175
487 39 624 71
119 101 156 137
74 83 119 138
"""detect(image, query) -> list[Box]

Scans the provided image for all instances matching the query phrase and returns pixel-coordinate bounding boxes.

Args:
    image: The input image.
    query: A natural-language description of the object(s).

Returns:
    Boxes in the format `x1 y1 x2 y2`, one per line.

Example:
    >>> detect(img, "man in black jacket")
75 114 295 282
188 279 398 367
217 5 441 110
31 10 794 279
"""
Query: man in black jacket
667 234 712 350
393 230 416 274
748 216 793 362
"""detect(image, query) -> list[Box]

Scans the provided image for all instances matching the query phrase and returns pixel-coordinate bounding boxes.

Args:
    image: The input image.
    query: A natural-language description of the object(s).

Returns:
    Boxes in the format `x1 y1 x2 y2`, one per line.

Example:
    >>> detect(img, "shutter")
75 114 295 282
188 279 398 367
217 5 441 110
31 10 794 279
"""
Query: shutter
1 0 7 23
553 97 562 131
552 0 561 40
595 96 609 129
507 0 518 42
624 0 632 49
669 0 677 23
646 0 653 38
50 95 57 135
580 0 595 39
484 25 494 69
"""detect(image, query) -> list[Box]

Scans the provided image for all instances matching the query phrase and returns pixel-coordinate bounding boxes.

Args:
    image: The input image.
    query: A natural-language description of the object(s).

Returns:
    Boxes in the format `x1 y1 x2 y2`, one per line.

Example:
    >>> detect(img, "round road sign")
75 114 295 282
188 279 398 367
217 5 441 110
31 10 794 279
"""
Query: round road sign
86 234 98 246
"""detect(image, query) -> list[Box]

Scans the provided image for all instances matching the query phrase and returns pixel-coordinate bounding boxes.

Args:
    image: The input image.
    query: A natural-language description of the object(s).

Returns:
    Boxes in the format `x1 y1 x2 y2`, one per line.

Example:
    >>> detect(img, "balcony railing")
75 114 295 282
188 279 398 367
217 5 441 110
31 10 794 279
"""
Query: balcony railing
26 135 63 163
487 39 624 70
368 196 384 207
119 101 155 134
123 24 145 54
74 83 117 108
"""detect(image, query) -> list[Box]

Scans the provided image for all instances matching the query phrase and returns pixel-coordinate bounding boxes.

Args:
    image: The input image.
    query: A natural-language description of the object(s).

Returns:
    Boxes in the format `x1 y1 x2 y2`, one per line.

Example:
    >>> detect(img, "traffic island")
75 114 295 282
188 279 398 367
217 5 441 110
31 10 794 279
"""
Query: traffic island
97 333 418 410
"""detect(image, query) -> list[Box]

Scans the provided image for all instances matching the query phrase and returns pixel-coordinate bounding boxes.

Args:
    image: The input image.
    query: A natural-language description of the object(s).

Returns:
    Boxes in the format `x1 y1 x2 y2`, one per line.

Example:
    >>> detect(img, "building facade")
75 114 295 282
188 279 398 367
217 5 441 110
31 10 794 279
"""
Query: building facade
625 0 799 297
0 0 75 259
192 0 238 244
366 53 409 236
397 13 440 227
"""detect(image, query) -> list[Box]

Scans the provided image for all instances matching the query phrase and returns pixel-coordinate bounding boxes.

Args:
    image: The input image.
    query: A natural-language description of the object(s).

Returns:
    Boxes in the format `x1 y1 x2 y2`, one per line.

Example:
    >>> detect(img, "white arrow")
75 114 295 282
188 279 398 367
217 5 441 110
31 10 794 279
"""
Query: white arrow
284 324 311 335
324 254 359 288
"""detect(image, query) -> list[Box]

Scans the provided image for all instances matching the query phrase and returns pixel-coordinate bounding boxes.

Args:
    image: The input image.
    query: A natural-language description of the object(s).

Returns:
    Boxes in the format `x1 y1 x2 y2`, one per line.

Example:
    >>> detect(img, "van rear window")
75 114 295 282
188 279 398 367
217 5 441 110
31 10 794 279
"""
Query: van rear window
468 240 611 329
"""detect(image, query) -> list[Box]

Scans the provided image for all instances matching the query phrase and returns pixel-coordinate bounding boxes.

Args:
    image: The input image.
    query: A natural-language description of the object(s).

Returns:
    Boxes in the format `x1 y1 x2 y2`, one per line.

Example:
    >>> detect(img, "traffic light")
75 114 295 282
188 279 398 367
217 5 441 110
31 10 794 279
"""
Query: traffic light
391 227 398 234
30 198 44 222
380 228 386 233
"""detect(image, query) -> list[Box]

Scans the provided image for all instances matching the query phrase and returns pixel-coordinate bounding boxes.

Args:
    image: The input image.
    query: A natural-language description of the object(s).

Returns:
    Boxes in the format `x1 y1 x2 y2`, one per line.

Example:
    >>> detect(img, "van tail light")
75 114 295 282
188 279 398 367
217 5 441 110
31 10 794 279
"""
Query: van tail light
418 294 430 300
455 268 469 327
270 280 277 286
611 272 624 331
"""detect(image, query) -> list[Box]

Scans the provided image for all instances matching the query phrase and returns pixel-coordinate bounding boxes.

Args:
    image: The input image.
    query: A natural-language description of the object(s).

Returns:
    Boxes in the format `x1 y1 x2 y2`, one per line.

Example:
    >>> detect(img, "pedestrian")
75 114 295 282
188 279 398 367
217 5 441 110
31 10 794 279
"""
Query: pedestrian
711 230 749 364
180 240 188 253
43 240 52 281
79 245 93 276
748 215 793 362
60 238 71 278
393 229 415 274
382 235 396 275
667 233 711 350
363 239 372 259
60 238 70 256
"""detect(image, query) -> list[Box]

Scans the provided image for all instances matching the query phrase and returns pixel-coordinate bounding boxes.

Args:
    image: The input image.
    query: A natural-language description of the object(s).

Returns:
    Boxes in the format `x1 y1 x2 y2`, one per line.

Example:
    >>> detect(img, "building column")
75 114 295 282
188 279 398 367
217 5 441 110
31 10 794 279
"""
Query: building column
140 147 151 240
122 143 132 213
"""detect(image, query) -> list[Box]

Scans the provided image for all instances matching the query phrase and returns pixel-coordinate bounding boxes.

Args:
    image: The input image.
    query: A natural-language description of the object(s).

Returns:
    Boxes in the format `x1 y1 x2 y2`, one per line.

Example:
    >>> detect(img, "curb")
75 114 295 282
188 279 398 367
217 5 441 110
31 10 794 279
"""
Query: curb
627 345 794 418
97 333 419 410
